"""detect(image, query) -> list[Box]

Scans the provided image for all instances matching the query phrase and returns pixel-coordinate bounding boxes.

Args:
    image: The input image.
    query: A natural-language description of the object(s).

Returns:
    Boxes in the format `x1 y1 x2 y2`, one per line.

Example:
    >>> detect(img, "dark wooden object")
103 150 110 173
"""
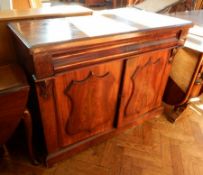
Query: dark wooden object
164 10 203 122
8 8 192 166
0 64 36 164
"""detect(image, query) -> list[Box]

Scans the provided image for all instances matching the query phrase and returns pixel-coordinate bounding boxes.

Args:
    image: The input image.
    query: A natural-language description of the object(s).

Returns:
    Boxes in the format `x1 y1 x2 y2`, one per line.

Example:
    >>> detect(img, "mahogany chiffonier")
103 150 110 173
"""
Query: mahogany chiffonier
8 8 192 166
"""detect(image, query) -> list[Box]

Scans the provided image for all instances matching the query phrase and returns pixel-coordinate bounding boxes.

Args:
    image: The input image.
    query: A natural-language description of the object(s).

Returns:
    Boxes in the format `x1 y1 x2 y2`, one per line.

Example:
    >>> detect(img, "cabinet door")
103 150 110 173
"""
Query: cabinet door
118 50 170 127
54 60 122 147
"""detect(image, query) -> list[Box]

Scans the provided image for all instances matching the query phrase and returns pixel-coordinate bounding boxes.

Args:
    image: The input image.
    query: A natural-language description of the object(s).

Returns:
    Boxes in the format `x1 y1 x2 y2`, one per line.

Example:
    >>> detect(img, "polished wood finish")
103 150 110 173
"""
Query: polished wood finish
8 8 192 166
0 5 93 65
0 5 93 21
164 10 203 122
118 50 170 127
54 61 122 147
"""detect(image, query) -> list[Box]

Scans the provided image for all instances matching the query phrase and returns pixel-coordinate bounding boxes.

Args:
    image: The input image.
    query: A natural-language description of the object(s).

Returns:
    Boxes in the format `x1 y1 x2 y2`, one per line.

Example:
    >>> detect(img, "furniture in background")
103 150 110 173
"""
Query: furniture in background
8 8 192 166
0 64 37 163
163 10 203 122
194 0 203 9
129 0 184 12
85 0 106 7
0 0 42 10
12 0 42 10
128 0 195 13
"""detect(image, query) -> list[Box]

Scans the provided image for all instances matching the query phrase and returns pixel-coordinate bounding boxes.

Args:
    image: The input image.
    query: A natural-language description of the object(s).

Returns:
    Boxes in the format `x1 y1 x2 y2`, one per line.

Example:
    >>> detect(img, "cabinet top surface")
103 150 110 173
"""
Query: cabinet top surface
0 5 93 21
8 7 192 51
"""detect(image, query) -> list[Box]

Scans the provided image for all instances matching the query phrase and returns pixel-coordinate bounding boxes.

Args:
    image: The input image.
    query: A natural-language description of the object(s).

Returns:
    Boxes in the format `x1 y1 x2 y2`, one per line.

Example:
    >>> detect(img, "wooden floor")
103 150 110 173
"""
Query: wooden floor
0 95 203 175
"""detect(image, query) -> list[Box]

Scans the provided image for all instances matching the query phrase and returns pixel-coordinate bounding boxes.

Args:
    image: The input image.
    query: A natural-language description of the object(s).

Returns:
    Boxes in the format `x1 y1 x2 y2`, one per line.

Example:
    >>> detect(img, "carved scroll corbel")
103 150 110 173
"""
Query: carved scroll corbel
168 48 178 64
38 80 53 100
176 30 188 45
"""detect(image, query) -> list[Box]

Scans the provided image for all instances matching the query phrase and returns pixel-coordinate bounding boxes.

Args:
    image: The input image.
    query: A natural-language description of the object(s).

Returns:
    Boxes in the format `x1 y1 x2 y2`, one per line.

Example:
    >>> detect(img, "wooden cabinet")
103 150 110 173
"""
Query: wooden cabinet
118 50 170 127
8 8 192 166
54 61 122 147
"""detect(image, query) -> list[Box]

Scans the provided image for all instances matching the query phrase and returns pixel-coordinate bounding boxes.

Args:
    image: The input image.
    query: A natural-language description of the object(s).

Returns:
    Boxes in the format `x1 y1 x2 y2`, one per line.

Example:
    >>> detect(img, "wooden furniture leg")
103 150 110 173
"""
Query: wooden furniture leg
22 109 39 165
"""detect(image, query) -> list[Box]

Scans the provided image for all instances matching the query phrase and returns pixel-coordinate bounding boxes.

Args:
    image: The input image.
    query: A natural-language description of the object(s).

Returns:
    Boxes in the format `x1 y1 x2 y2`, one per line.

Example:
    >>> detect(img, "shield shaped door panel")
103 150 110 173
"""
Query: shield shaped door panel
54 60 123 147
118 49 170 127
